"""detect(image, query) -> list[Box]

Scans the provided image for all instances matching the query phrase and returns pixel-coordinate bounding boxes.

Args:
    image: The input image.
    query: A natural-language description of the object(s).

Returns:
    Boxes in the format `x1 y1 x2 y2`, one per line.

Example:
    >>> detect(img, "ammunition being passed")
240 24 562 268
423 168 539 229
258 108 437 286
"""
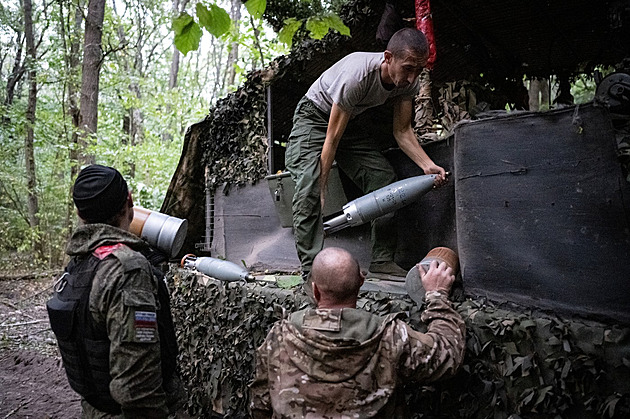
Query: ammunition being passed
323 174 437 234
129 207 188 258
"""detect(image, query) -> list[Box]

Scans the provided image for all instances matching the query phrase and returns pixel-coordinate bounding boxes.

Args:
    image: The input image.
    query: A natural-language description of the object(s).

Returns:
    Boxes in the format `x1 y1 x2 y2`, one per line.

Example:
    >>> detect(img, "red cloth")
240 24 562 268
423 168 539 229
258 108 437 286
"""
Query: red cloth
415 0 436 69
93 243 125 260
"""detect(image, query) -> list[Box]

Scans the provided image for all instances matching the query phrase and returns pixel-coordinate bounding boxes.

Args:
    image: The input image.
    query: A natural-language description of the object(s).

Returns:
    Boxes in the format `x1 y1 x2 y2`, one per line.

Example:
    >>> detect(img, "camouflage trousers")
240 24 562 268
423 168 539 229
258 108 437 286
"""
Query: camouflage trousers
285 96 398 273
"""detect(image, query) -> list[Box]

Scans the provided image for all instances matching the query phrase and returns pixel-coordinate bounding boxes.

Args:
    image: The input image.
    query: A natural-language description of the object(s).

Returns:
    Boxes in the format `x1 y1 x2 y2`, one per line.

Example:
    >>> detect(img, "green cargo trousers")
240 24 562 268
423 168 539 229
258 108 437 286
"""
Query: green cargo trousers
285 96 398 273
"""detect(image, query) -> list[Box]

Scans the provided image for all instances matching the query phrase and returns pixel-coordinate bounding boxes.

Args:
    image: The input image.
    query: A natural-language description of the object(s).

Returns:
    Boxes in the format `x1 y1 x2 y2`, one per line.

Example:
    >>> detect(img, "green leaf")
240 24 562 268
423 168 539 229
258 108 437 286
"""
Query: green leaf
305 16 329 40
244 0 266 20
172 12 202 55
278 18 302 46
276 275 303 289
322 13 350 37
196 2 231 38
172 11 193 35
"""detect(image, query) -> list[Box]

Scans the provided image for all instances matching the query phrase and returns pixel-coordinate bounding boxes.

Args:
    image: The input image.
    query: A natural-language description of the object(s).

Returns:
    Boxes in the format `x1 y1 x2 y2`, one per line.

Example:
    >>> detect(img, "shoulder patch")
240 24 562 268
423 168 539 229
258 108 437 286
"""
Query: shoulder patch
93 243 126 260
134 310 158 342
109 245 148 273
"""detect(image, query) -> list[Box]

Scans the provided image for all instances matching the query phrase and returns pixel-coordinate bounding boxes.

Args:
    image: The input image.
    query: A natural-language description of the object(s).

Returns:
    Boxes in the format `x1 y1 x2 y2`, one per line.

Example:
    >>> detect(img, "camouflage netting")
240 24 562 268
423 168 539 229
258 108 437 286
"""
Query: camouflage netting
201 72 269 193
168 267 630 418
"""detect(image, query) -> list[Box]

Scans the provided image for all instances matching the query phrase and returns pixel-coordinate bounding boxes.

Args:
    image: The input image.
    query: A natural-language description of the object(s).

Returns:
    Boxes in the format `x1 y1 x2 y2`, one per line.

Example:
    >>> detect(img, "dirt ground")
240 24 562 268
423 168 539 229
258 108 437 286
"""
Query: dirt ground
0 271 82 418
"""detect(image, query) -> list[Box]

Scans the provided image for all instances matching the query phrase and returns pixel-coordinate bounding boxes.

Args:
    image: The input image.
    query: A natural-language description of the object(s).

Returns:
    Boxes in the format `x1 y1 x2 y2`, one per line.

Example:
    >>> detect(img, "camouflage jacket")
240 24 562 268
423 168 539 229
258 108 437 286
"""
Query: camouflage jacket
66 224 184 418
249 291 465 418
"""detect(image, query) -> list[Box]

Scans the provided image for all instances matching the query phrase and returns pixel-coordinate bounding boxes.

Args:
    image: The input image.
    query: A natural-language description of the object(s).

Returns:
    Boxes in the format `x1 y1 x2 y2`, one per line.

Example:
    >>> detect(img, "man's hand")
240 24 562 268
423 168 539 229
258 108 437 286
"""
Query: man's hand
423 164 448 187
419 260 455 295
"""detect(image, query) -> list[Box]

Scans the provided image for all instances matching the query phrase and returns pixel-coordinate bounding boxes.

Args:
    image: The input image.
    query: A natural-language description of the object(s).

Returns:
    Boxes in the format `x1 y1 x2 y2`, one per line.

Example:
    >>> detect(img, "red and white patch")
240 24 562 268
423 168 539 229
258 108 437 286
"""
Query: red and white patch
93 243 125 260
134 310 157 342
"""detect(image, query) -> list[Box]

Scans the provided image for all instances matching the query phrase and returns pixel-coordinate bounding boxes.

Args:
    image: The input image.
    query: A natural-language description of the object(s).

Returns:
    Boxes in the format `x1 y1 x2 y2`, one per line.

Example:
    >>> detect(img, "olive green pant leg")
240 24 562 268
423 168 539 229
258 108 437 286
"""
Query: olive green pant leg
285 98 329 273
286 98 399 271
336 121 398 263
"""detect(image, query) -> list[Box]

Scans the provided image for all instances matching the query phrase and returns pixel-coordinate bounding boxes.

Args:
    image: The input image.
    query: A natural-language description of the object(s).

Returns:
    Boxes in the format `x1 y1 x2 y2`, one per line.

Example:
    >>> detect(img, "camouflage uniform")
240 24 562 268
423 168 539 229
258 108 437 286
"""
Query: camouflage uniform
65 224 186 418
250 291 465 418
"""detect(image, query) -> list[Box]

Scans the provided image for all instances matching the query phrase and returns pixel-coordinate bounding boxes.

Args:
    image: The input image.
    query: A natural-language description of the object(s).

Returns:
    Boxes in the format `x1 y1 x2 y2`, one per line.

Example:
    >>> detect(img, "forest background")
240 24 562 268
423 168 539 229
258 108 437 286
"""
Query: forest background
0 0 351 269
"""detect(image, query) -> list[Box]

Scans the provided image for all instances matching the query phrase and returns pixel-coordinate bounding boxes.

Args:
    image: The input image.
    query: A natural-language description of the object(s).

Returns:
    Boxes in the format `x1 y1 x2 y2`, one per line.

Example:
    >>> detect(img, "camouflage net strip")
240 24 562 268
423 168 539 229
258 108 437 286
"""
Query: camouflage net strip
201 73 269 194
414 70 472 143
168 267 630 418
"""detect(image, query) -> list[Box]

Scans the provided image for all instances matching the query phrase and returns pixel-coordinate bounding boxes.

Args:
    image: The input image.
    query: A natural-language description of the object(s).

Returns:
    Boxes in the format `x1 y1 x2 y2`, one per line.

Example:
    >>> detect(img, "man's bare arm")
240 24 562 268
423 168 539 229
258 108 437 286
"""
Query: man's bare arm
320 103 351 208
393 98 446 186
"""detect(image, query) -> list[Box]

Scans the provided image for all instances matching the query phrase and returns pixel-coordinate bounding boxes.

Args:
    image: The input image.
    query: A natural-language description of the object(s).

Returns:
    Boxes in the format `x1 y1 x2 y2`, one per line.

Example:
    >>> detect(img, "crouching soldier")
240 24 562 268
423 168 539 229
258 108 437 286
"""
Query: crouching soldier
47 164 186 418
250 247 465 418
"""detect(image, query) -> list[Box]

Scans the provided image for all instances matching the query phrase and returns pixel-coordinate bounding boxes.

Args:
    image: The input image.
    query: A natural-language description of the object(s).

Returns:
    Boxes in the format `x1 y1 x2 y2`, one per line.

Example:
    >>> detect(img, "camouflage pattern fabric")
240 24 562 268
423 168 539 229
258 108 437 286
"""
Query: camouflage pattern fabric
249 291 465 418
66 224 185 418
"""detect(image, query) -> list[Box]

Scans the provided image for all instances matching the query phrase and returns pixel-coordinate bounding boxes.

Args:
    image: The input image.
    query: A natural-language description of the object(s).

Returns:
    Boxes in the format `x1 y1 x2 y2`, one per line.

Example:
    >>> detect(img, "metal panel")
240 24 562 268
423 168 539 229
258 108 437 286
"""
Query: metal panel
454 104 630 322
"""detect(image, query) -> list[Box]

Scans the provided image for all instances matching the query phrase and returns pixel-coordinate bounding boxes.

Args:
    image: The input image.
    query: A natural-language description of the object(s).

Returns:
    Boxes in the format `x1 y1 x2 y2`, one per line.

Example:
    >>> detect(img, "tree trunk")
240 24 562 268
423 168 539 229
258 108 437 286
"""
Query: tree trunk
214 39 226 97
112 0 144 177
169 0 181 89
169 46 180 89
129 4 145 172
77 0 106 165
59 0 85 246
528 77 549 111
69 1 84 164
225 0 241 88
23 0 41 254
164 0 190 142
3 31 24 112
168 0 190 90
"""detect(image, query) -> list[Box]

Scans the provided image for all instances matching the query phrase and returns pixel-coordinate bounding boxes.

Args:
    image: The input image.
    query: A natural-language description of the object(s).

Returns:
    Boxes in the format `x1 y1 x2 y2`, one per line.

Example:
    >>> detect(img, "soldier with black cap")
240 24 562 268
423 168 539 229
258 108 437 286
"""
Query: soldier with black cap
47 164 186 418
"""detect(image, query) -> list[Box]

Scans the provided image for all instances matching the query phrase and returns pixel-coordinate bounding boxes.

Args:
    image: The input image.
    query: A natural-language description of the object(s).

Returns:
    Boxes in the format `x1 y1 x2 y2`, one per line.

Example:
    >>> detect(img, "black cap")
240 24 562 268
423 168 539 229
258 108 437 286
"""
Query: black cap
73 164 129 223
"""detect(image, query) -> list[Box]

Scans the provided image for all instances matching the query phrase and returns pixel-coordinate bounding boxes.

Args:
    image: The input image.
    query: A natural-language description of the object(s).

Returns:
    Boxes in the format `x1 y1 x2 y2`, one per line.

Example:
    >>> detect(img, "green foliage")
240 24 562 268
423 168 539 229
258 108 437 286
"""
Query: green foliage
170 268 630 418
0 0 226 265
173 12 203 56
320 13 350 36
277 17 301 45
304 13 350 40
172 0 350 53
196 3 230 38
171 2 235 55
571 67 615 105
245 0 267 20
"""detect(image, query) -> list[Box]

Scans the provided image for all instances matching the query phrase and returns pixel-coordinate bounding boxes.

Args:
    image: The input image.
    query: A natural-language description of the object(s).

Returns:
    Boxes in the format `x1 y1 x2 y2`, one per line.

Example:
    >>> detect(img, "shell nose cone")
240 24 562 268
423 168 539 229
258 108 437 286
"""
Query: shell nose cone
399 175 436 203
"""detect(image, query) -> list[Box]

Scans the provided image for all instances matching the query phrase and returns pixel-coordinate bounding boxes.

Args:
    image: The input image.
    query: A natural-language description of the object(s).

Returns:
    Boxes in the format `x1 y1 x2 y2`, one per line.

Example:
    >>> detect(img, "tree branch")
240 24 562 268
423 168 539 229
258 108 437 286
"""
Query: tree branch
249 15 265 68
101 38 128 64
0 179 29 225
143 31 170 76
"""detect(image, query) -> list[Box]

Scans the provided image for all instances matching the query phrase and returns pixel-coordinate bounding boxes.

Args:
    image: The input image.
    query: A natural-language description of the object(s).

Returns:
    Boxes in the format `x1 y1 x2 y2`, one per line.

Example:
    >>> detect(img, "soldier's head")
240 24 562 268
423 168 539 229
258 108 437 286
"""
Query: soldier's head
383 28 428 88
311 247 364 309
73 164 134 230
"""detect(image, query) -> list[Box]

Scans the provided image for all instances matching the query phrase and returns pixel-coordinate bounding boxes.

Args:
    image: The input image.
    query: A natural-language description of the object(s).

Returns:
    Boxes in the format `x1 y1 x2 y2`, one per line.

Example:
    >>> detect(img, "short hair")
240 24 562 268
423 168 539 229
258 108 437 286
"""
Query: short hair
386 28 429 60
311 248 362 304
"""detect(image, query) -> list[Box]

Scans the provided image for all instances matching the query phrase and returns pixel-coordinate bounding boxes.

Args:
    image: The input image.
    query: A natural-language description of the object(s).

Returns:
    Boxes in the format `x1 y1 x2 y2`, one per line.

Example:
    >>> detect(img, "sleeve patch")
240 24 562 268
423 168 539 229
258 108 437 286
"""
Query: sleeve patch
134 310 158 342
